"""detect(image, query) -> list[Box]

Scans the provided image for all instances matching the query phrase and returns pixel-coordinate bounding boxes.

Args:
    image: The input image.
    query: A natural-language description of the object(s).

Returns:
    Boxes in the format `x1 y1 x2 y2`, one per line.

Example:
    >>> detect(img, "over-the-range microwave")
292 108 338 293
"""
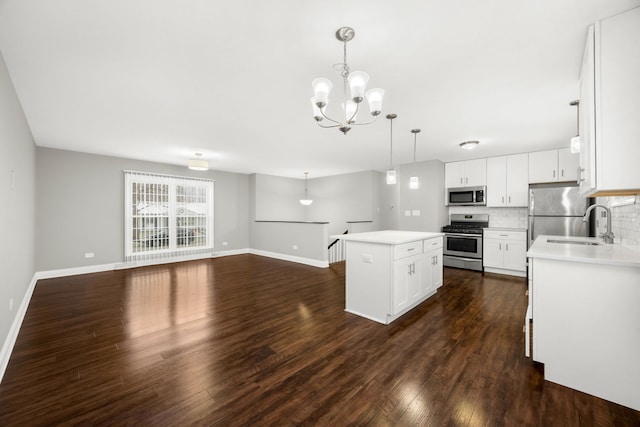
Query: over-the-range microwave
447 186 486 206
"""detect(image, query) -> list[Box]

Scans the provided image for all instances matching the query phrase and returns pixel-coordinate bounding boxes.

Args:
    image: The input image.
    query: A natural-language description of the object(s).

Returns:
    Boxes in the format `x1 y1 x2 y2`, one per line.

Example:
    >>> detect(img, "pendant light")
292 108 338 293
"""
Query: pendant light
299 172 313 205
570 100 580 153
409 129 421 189
386 114 397 185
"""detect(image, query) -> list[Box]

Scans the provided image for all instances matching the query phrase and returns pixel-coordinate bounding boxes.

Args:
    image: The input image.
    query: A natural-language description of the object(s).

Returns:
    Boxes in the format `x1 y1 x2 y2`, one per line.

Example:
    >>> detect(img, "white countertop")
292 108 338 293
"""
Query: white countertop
331 230 444 245
527 235 640 268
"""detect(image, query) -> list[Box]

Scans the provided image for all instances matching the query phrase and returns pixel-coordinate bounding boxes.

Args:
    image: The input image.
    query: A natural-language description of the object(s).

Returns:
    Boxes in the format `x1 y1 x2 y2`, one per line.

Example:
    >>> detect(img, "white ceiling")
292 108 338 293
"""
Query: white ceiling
1 0 638 178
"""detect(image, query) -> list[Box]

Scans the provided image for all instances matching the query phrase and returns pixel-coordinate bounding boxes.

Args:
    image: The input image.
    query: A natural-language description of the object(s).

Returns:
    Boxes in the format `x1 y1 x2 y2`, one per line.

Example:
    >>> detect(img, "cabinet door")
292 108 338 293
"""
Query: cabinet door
578 26 597 195
465 158 487 186
558 148 579 182
431 250 443 289
506 153 529 206
528 150 558 183
445 161 465 188
392 257 412 314
503 239 527 272
486 156 507 207
483 239 503 269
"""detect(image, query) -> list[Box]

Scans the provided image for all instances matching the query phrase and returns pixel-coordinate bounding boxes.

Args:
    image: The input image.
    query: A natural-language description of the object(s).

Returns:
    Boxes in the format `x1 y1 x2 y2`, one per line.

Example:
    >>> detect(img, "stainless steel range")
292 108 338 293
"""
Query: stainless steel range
441 214 489 271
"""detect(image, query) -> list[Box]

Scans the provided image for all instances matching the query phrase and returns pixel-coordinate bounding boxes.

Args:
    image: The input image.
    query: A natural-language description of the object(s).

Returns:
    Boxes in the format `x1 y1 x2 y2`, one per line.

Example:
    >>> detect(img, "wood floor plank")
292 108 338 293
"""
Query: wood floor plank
0 255 638 426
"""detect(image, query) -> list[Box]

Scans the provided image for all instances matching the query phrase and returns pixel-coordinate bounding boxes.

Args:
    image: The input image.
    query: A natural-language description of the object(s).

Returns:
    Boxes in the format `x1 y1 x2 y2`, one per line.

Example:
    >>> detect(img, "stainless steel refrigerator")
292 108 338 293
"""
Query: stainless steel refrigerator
528 183 594 248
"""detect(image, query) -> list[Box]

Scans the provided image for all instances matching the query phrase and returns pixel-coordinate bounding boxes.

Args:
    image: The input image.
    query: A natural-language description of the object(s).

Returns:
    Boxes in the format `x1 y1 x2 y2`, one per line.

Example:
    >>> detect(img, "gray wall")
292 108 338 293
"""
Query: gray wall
36 148 250 271
0 50 36 348
253 173 306 221
397 160 448 232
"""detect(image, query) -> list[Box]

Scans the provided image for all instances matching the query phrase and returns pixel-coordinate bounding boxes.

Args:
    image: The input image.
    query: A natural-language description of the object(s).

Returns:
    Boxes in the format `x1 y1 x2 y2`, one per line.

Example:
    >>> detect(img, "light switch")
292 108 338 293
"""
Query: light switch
404 210 411 216
361 253 373 263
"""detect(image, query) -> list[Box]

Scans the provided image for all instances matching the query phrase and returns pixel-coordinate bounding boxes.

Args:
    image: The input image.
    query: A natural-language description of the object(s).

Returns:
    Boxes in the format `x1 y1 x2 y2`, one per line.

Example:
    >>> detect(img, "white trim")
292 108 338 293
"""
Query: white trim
0 274 38 384
249 249 328 268
35 263 116 280
483 266 527 278
211 248 250 258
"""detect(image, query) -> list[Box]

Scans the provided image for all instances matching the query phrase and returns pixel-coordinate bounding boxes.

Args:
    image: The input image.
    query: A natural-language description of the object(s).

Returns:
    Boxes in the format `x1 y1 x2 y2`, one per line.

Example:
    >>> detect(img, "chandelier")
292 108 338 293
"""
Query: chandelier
310 27 385 135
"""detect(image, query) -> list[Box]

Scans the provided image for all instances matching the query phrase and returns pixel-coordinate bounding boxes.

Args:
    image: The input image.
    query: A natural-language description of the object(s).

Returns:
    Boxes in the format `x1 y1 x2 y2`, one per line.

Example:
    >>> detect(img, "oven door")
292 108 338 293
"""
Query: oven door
443 233 482 259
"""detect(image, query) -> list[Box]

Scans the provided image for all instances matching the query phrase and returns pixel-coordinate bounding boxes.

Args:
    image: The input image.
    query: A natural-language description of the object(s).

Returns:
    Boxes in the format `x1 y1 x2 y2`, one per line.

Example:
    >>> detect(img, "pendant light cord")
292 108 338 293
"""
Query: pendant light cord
389 117 393 168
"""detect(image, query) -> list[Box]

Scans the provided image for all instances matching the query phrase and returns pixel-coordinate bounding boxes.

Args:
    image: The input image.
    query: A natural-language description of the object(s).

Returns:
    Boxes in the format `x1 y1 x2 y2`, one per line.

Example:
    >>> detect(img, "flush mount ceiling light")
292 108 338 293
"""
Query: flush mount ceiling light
188 153 208 171
459 140 479 150
386 114 397 185
409 129 421 189
299 172 313 206
310 27 385 135
570 100 581 153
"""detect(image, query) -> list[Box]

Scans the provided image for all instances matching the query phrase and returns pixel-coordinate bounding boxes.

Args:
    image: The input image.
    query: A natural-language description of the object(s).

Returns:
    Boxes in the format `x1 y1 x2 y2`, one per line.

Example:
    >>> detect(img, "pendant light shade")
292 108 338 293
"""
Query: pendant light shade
409 129 421 189
570 100 581 153
188 153 208 171
386 114 397 185
299 172 313 205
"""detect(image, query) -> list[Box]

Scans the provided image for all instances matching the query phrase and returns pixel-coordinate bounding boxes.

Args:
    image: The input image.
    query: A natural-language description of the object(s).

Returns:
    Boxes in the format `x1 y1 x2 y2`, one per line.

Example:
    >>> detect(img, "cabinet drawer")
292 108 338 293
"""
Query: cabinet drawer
424 237 443 250
394 241 423 260
484 230 526 241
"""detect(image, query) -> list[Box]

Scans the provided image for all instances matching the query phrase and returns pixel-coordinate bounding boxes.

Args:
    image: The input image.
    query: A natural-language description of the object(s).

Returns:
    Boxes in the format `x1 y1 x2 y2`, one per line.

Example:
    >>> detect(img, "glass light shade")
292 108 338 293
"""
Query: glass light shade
386 169 397 185
570 136 581 153
312 78 333 107
310 97 324 121
348 71 369 103
188 159 208 171
299 199 313 206
409 176 420 189
366 88 385 115
342 100 358 123
459 141 479 150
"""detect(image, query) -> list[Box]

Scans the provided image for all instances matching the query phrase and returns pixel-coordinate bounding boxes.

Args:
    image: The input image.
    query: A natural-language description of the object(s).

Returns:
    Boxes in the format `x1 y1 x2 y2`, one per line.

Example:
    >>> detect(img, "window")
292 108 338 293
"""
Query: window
124 171 214 262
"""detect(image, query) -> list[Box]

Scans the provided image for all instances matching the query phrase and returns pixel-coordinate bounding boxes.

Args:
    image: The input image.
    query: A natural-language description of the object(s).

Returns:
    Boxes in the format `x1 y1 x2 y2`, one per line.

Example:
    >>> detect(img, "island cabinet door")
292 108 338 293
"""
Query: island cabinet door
392 254 424 315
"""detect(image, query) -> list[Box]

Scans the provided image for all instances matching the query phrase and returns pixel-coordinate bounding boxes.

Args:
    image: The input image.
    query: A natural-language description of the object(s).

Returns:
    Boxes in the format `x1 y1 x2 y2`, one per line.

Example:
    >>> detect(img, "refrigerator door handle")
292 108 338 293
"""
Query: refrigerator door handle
529 216 534 247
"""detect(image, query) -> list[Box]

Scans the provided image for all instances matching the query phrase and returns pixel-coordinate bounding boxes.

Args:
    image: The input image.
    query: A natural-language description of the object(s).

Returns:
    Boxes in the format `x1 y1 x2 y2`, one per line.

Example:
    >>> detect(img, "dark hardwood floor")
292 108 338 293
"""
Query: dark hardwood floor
1 255 638 426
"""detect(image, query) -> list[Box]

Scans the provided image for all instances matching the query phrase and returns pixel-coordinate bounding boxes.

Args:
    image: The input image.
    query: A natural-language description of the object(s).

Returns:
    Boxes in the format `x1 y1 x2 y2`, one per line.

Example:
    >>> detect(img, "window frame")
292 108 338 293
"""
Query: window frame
124 171 214 261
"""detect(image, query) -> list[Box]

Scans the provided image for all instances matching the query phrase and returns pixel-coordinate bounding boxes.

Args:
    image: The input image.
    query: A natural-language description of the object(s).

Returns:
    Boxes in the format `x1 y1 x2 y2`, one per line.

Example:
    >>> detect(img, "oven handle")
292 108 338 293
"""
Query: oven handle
445 233 482 238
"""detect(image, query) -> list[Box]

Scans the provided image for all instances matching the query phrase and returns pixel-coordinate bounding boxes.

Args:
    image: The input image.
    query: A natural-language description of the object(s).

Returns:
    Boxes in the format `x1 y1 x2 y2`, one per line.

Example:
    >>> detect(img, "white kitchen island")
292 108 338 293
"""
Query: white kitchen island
333 230 444 325
527 235 640 411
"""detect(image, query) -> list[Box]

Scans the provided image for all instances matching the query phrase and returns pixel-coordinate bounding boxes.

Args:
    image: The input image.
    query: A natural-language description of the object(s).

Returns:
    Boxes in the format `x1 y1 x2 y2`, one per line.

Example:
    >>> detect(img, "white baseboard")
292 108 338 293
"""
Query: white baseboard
35 263 116 280
211 248 250 258
0 273 38 384
483 267 527 278
249 249 328 268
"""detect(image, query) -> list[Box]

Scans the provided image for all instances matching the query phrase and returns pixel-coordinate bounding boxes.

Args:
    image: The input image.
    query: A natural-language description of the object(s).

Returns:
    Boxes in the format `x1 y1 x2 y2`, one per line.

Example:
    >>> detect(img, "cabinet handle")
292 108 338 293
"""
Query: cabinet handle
553 170 556 178
508 196 511 203
460 178 463 184
499 243 502 250
408 248 415 251
502 196 504 204
465 177 468 184
506 243 509 251
561 169 564 177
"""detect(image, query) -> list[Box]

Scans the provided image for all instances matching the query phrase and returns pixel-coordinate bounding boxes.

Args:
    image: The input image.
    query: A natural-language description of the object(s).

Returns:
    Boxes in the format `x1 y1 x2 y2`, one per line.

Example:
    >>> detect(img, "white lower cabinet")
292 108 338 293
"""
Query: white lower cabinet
482 229 527 277
344 233 444 325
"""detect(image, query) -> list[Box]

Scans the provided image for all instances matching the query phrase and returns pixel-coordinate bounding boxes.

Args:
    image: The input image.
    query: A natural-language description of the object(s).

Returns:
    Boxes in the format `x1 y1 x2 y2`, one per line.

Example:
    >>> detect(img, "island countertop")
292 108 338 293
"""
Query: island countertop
527 235 640 268
331 230 444 245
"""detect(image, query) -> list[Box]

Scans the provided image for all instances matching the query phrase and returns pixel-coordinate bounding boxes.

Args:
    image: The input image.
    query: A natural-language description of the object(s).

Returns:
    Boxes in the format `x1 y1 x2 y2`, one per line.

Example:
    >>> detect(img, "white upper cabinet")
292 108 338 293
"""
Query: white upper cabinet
487 154 529 207
578 7 640 196
445 158 486 188
528 149 578 184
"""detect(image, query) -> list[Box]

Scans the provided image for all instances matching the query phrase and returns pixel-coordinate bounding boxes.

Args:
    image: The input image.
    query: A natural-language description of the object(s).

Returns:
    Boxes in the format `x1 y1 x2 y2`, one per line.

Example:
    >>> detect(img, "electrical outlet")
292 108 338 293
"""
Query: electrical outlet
222 241 228 246
412 210 421 216
9 298 14 312
292 245 298 250
85 252 94 258
404 210 411 216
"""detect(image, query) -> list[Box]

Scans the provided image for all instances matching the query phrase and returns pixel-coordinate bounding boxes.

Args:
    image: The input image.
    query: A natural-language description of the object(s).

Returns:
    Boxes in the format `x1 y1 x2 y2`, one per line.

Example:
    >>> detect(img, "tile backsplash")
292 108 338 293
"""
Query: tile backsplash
597 195 640 245
448 206 528 229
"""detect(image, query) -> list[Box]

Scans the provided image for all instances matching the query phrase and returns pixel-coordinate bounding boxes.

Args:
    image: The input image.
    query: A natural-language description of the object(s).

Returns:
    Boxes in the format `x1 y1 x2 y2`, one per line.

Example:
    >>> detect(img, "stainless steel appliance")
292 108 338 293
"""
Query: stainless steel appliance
528 182 594 248
442 214 489 271
447 186 486 206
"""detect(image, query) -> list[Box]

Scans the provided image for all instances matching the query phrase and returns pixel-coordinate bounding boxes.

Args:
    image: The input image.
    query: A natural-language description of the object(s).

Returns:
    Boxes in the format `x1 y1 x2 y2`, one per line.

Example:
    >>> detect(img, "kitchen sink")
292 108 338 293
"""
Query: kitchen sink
546 239 603 246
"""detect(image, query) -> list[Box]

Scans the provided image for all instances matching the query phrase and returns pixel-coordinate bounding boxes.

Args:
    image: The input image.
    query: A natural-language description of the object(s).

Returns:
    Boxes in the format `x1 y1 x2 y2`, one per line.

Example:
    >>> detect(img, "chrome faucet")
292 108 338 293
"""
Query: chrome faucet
583 204 615 244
